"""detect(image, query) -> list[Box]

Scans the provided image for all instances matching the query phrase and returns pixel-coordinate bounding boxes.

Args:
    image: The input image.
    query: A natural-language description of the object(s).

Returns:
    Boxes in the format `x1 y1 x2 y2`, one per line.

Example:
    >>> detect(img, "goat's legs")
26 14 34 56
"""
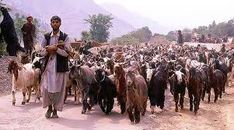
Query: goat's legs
22 92 26 105
214 87 219 103
180 89 185 110
81 89 89 114
135 107 141 123
189 95 193 112
142 98 147 116
174 93 179 112
26 86 32 103
12 91 16 106
150 105 155 114
22 88 28 105
127 107 134 122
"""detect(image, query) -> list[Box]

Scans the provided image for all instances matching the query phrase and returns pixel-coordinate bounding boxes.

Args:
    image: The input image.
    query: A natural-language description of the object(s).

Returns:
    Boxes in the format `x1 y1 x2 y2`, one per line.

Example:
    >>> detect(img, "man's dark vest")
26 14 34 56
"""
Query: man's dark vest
44 31 69 72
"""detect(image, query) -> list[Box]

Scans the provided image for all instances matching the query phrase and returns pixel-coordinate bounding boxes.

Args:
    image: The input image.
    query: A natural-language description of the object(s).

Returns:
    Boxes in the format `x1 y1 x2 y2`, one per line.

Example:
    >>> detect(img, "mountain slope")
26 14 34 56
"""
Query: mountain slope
4 0 135 39
100 3 170 34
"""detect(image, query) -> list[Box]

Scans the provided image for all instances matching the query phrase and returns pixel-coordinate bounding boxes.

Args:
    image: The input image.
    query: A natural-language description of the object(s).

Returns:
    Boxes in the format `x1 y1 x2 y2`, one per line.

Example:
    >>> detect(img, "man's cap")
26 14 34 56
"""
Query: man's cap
27 16 33 20
50 15 61 22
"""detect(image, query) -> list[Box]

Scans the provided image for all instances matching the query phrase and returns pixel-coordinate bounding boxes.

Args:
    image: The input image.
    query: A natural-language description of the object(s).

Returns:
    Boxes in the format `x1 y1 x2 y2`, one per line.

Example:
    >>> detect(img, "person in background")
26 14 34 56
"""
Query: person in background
177 30 184 46
21 16 36 56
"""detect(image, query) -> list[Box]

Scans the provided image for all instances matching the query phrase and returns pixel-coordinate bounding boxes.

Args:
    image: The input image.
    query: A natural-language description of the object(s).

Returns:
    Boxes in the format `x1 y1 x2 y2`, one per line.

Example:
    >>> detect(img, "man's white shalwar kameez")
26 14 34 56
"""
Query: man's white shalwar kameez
40 31 71 111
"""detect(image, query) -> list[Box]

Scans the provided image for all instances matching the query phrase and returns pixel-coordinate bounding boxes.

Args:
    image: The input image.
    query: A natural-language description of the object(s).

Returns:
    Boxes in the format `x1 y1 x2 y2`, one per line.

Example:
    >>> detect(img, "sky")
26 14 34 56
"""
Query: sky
94 0 234 29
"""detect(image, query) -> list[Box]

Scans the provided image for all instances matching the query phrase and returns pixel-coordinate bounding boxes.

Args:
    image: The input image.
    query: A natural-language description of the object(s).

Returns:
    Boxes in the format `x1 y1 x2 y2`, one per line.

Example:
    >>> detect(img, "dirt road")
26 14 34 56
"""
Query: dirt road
0 85 234 130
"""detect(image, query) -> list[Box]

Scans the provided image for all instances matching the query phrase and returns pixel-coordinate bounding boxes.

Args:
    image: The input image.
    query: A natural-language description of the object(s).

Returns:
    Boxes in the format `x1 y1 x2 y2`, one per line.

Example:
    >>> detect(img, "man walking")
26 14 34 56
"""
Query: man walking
21 16 35 55
40 16 72 118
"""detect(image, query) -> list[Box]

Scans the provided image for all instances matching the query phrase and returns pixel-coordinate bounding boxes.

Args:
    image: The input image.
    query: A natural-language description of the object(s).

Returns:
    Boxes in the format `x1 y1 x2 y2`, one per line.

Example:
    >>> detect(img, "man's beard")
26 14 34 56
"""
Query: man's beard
53 28 59 32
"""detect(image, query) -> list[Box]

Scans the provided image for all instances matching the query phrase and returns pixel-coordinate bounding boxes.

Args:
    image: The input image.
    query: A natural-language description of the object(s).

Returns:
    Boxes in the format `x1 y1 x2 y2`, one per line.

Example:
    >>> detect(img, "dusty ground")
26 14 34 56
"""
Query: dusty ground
0 43 234 130
0 85 234 130
0 56 18 95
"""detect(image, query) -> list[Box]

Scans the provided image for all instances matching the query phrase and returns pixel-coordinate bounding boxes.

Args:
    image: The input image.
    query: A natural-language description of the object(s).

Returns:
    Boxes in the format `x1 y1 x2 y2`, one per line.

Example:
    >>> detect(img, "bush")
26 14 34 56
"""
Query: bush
0 42 6 56
110 26 152 45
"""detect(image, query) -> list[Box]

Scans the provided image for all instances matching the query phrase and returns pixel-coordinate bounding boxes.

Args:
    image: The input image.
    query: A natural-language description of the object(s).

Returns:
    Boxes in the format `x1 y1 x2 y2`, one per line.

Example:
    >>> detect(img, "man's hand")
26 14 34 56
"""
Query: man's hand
46 45 57 54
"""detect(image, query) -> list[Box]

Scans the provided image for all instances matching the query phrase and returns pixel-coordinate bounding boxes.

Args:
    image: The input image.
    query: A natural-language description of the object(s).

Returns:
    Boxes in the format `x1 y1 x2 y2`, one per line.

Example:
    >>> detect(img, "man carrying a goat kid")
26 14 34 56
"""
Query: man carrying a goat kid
40 16 72 119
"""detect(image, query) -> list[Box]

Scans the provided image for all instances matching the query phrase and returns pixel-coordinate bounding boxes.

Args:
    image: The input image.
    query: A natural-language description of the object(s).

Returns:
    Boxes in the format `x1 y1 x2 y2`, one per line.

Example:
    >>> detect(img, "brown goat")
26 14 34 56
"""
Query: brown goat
125 70 148 123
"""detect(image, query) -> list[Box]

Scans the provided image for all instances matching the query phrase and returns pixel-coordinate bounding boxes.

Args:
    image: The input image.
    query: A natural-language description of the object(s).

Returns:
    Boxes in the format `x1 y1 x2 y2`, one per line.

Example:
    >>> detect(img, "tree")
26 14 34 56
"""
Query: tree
110 26 152 45
14 13 26 43
182 28 192 42
81 31 91 41
166 31 177 41
84 13 113 43
130 26 152 43
111 35 139 45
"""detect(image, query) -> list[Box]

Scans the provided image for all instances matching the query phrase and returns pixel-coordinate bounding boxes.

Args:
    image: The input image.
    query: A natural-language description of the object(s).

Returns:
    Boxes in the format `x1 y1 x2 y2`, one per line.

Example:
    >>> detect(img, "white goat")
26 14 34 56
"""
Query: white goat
8 60 41 105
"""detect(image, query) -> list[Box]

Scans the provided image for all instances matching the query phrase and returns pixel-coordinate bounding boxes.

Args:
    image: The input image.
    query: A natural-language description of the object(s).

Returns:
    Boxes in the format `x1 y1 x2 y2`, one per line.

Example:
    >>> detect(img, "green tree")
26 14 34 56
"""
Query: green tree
14 13 26 43
85 13 113 43
0 5 6 56
166 31 177 41
110 26 152 45
81 31 92 41
182 28 192 42
129 26 152 43
191 18 234 38
111 35 139 45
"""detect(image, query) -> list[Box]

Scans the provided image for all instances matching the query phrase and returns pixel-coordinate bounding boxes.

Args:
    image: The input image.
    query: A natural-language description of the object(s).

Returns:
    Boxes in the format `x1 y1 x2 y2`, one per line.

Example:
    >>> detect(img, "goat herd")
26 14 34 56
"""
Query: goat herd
6 43 234 123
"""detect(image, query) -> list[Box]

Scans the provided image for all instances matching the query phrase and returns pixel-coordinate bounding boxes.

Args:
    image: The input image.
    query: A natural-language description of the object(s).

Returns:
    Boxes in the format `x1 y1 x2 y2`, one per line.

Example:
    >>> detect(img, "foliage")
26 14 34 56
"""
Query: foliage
111 35 139 45
182 28 192 42
84 13 113 43
14 13 26 43
110 26 152 45
193 19 234 37
14 13 41 43
0 41 6 56
129 26 152 43
166 31 177 41
81 31 92 41
166 18 234 42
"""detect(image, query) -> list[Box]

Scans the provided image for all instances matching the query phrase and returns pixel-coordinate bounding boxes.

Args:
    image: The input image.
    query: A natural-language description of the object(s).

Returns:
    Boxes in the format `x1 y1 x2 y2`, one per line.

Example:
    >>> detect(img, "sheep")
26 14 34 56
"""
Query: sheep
7 60 41 105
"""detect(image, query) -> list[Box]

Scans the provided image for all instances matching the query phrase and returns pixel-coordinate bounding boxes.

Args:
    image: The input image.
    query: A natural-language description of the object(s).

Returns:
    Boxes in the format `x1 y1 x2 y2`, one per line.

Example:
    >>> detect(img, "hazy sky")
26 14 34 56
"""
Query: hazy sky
94 0 234 29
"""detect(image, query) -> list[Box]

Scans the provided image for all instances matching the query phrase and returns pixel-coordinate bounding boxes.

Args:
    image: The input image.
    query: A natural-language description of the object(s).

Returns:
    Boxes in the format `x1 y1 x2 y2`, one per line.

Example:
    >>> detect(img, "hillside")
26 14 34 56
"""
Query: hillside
4 0 135 39
100 3 170 34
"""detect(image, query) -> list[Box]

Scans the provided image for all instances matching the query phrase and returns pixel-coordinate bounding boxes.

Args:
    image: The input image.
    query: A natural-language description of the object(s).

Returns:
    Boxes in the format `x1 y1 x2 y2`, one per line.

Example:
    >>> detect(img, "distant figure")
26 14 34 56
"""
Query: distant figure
220 44 226 53
199 34 205 43
21 16 36 56
177 30 184 45
0 7 25 56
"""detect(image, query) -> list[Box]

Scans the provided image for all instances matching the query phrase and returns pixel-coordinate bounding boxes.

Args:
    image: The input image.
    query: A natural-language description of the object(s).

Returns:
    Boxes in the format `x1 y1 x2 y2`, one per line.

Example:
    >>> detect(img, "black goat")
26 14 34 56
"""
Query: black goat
95 69 117 115
0 7 25 56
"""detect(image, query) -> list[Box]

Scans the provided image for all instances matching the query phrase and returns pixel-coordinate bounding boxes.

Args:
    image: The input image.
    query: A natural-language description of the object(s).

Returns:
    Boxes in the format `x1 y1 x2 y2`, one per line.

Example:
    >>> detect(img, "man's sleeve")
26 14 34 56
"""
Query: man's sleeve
40 37 48 56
